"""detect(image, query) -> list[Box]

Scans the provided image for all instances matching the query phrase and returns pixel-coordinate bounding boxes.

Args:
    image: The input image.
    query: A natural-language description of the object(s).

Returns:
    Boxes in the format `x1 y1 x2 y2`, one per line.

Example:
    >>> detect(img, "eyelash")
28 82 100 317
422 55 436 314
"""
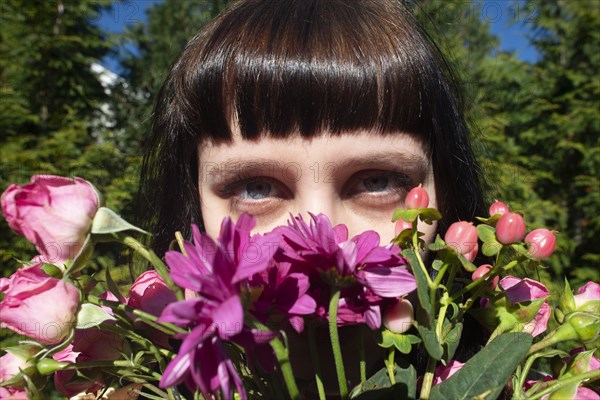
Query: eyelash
217 170 416 208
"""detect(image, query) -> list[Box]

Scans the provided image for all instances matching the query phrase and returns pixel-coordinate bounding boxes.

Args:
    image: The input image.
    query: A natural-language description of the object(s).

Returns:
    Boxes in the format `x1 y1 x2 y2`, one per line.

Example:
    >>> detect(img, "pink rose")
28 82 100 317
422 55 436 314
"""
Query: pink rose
52 328 124 397
499 276 551 337
0 349 33 387
127 270 176 317
0 264 80 345
432 360 464 386
574 281 600 313
1 175 99 265
0 387 29 399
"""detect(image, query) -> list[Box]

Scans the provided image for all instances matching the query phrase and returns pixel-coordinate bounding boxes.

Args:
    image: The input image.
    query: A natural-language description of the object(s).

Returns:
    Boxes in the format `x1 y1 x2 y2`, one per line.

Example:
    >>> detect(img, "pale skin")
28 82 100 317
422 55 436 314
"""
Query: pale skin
197 129 438 391
198 129 438 244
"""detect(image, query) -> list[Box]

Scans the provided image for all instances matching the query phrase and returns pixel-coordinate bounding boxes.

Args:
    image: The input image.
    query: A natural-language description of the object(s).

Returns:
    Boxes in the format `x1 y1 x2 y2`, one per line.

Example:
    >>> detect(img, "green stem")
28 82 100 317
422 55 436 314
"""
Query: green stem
270 336 300 400
308 324 327 400
516 353 544 397
412 224 434 288
451 260 518 303
63 234 94 279
386 347 396 384
432 262 450 288
436 292 450 339
329 287 348 399
248 317 300 400
119 234 184 301
88 295 187 335
525 369 600 400
359 327 367 384
420 356 437 400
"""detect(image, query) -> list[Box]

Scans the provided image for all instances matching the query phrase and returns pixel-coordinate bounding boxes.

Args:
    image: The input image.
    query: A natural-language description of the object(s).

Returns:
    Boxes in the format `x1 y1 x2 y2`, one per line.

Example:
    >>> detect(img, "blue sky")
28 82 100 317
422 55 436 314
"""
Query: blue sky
96 0 539 74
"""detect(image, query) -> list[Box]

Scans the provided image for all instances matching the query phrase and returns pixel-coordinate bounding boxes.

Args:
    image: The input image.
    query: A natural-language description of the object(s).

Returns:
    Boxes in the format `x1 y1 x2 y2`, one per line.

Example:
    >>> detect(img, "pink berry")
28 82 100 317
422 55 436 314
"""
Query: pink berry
471 264 499 289
525 228 556 260
489 200 509 217
383 298 414 334
496 212 526 244
444 221 478 262
395 218 413 236
405 184 429 209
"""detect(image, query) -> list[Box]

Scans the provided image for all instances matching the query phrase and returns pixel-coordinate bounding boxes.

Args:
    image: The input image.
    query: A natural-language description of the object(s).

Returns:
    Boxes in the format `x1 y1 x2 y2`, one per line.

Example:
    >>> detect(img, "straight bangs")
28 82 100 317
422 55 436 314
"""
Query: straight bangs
166 0 453 146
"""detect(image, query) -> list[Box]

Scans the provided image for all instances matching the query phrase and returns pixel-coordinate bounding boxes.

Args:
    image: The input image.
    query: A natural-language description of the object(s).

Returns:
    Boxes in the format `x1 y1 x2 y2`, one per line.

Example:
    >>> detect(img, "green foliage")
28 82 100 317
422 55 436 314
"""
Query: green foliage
1 0 596 301
429 332 532 400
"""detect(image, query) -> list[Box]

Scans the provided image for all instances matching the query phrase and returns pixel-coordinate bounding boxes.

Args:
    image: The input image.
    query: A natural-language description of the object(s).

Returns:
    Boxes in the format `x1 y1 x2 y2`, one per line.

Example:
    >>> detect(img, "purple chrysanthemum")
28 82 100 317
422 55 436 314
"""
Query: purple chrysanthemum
275 212 416 298
250 260 317 334
158 214 278 400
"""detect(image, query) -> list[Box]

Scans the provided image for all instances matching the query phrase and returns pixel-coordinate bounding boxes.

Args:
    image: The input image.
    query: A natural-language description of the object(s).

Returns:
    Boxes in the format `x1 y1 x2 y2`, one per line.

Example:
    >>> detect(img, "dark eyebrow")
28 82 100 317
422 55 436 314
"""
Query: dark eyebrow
200 151 430 185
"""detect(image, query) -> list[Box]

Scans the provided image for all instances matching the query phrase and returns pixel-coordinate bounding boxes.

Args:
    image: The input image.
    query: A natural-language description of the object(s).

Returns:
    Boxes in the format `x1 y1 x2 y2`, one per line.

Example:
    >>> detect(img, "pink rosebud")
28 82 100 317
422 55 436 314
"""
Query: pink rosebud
0 348 34 387
489 200 509 217
52 329 124 397
471 264 499 290
525 229 556 260
432 360 464 386
444 221 478 261
499 276 550 336
0 264 80 345
0 387 28 399
496 212 526 244
1 175 99 265
405 184 429 209
394 218 413 236
128 270 176 317
383 298 414 334
573 282 600 313
576 387 600 399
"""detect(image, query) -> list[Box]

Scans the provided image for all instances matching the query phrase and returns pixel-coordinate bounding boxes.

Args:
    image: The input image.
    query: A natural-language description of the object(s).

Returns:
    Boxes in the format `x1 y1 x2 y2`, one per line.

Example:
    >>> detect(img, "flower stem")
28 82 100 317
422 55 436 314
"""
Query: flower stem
119 234 184 301
88 295 187 335
270 335 300 400
525 369 600 400
359 327 367 384
247 316 300 400
386 347 396 384
420 356 437 400
329 287 348 399
308 324 327 400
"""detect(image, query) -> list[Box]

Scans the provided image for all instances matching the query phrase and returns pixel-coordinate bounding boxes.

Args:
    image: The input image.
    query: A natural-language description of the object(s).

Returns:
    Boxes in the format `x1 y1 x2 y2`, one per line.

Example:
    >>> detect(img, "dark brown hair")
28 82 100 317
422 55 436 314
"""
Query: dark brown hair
138 0 486 257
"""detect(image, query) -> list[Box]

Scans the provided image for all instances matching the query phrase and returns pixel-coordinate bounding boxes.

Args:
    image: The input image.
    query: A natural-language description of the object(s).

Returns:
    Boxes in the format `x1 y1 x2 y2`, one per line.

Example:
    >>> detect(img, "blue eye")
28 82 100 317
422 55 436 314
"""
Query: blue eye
354 171 412 195
363 175 390 192
241 181 272 200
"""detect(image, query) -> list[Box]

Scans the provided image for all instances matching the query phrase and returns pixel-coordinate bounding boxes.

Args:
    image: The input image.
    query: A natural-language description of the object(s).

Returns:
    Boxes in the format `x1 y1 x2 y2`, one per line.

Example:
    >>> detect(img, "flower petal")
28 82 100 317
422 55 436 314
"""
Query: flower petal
359 266 417 298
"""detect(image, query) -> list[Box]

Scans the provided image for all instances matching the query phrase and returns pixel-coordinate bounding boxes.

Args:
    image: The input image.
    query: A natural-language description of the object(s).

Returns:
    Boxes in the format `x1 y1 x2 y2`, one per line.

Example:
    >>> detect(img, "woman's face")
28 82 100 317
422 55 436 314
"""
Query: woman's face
198 129 437 244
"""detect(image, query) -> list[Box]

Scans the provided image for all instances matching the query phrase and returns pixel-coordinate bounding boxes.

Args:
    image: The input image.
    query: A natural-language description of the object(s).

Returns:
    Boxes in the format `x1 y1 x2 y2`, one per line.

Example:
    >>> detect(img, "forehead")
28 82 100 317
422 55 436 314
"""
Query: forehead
199 130 428 163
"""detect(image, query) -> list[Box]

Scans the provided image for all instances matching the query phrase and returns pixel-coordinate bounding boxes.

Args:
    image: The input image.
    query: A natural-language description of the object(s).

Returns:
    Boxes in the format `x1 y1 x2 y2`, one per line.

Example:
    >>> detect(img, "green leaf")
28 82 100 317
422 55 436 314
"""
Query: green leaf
443 322 463 362
351 363 417 400
417 324 443 360
429 332 532 400
392 208 420 223
402 249 433 324
377 330 395 349
392 333 412 354
475 215 501 225
91 207 148 235
75 303 115 329
105 266 124 303
477 224 497 244
41 263 63 278
419 208 443 224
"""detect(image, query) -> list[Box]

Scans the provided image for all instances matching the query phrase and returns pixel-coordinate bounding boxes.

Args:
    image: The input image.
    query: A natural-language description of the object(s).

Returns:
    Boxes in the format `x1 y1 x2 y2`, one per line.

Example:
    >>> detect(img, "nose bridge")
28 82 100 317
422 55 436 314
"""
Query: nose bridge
293 186 342 226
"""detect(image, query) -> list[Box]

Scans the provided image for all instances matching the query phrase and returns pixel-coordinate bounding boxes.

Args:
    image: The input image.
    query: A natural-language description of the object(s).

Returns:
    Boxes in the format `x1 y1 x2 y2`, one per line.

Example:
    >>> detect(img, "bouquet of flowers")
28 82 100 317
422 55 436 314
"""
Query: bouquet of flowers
1 175 598 400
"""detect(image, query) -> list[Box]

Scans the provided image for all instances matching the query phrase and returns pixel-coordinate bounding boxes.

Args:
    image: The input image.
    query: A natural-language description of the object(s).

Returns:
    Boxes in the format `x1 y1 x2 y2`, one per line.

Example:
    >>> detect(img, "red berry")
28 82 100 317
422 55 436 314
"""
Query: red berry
444 221 478 261
383 298 414 334
471 264 499 289
405 184 429 209
525 228 556 260
489 200 509 217
395 218 413 236
496 212 526 244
